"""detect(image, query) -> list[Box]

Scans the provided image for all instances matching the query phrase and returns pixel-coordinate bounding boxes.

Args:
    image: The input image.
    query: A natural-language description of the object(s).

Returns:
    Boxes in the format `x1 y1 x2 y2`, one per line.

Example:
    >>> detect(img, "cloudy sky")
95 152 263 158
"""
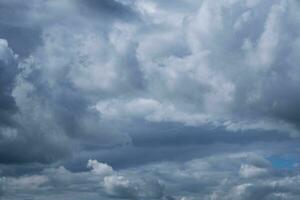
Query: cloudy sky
1 0 300 199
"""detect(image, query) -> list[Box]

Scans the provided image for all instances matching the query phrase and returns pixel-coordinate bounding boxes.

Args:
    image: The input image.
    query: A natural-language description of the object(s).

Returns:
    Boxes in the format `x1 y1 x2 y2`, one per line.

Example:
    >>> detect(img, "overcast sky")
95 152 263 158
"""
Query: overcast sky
1 0 300 199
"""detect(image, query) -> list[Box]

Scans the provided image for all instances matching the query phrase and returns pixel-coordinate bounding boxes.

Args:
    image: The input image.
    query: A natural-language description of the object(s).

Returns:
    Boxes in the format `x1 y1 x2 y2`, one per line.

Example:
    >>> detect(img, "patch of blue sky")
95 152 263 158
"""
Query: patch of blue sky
267 155 299 170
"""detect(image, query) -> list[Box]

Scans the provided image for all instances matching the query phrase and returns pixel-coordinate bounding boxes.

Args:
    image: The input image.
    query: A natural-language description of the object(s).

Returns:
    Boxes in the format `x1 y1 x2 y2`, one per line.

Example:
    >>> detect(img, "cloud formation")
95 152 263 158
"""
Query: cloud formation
2 155 300 200
0 0 300 199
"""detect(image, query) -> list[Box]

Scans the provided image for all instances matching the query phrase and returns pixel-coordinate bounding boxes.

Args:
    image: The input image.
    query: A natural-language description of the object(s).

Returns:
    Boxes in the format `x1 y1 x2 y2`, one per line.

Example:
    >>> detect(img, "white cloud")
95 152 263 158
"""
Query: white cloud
246 1 286 70
103 175 136 198
239 164 268 178
87 159 113 175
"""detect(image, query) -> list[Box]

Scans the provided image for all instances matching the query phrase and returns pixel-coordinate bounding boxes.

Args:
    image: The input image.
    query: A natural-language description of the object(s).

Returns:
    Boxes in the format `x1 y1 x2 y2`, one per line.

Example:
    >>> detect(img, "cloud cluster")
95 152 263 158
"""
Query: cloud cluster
0 159 164 200
101 0 300 134
1 154 300 200
0 0 299 163
0 0 300 199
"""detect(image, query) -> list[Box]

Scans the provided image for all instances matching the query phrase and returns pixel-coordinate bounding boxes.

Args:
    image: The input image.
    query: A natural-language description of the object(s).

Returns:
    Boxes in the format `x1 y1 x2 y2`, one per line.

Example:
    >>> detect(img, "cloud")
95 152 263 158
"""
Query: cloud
0 39 18 127
0 0 300 199
87 0 300 135
239 164 269 178
1 155 300 200
87 159 113 175
0 159 165 200
103 175 163 199
0 0 298 166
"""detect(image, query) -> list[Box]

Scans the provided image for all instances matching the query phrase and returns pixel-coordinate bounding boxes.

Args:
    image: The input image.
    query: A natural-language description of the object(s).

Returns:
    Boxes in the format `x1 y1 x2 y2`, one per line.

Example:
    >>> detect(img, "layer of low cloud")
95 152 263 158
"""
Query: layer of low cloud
2 154 300 200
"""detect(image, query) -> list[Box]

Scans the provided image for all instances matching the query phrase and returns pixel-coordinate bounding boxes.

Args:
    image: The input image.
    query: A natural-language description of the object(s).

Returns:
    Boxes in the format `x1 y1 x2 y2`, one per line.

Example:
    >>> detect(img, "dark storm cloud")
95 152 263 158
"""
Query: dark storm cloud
80 0 139 21
0 25 42 58
0 0 43 57
0 40 18 127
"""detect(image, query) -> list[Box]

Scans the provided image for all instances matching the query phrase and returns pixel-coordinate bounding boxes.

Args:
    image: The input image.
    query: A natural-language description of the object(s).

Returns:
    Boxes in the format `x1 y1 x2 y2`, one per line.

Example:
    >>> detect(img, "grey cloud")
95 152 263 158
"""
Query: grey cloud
2 0 299 166
0 0 139 165
0 0 300 199
80 0 139 21
87 0 300 136
0 39 18 127
0 159 164 200
0 25 42 58
2 154 300 200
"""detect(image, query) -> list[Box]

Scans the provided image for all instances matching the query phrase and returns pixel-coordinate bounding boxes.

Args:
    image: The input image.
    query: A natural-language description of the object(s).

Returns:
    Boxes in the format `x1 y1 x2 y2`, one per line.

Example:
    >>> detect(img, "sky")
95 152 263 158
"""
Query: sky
0 0 300 199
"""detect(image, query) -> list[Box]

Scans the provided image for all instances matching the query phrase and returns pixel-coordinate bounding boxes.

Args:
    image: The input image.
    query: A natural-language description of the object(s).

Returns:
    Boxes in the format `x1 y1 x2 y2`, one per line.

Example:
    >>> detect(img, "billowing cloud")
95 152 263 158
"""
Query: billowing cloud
0 0 300 199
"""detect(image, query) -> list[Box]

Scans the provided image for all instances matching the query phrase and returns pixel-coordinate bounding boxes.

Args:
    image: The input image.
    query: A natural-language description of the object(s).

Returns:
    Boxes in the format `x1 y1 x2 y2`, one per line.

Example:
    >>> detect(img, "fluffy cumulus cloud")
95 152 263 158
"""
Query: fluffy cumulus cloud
0 0 300 199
